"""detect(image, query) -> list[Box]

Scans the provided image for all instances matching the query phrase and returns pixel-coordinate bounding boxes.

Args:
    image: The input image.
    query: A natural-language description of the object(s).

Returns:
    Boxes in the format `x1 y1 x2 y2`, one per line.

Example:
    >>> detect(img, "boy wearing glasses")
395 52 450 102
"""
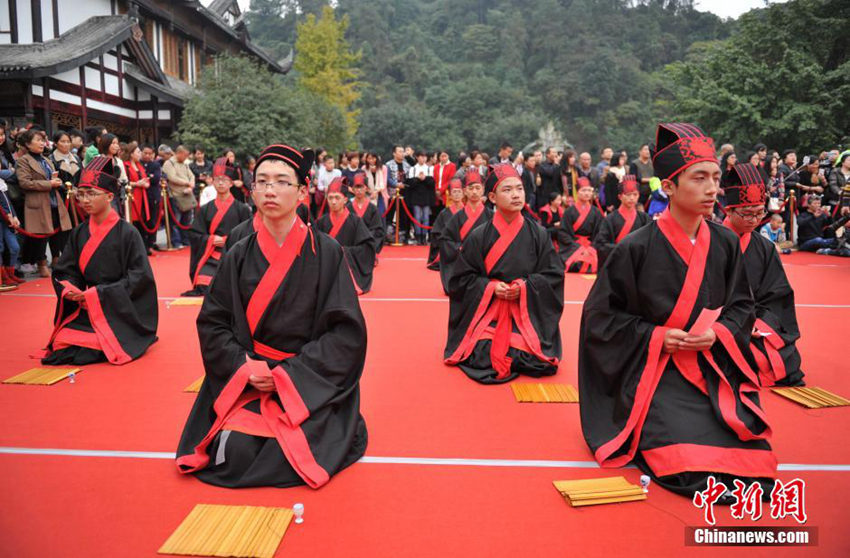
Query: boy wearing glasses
722 163 804 387
177 144 368 489
39 156 158 365
182 158 252 297
444 164 563 384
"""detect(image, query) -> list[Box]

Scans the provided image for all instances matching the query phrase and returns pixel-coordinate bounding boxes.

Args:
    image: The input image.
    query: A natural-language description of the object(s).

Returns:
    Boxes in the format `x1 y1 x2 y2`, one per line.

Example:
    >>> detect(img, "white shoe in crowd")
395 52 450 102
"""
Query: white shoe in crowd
19 264 36 274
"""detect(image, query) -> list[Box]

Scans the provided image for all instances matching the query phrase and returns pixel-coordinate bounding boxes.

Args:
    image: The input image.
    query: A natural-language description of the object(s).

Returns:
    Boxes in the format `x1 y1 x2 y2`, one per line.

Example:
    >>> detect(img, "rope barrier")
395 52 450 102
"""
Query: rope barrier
165 198 194 230
397 197 432 230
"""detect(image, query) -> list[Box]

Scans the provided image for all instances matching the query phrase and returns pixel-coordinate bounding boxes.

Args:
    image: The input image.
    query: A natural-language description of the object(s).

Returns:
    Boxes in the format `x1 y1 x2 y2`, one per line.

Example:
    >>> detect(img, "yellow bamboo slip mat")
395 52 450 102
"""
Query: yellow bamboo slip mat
184 377 204 393
511 383 579 403
3 367 81 385
159 504 294 558
771 386 850 409
553 477 647 507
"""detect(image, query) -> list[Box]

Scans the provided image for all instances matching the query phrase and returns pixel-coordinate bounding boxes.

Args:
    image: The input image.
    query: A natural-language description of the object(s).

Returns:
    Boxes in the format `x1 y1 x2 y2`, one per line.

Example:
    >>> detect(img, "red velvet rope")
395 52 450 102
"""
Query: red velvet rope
165 198 194 230
136 204 164 234
0 203 61 238
398 197 432 230
382 195 396 218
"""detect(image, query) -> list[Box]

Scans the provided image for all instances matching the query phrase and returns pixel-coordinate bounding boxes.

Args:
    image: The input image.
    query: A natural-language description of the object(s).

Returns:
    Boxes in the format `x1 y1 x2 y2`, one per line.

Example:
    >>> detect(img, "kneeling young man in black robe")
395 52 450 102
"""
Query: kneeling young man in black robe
439 170 491 294
316 177 376 295
557 177 603 273
444 164 563 384
593 174 651 269
580 123 776 500
40 156 158 365
182 158 252 296
723 163 805 387
176 145 368 489
427 178 465 270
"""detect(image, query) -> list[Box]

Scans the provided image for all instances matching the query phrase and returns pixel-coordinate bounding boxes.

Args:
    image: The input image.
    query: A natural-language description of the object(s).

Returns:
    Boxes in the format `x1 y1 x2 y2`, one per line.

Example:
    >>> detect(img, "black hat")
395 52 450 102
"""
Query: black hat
255 144 315 187
725 163 766 208
650 123 717 181
212 157 239 181
78 156 120 195
484 163 521 194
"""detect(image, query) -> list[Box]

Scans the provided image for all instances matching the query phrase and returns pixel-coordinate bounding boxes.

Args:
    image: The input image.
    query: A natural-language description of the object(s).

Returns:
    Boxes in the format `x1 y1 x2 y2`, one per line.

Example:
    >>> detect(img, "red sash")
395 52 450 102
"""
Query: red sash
564 235 597 273
460 203 485 239
615 206 638 243
571 202 592 233
192 196 233 287
351 199 369 218
723 217 751 253
329 208 349 239
246 216 309 336
79 210 120 274
594 210 773 475
750 319 787 386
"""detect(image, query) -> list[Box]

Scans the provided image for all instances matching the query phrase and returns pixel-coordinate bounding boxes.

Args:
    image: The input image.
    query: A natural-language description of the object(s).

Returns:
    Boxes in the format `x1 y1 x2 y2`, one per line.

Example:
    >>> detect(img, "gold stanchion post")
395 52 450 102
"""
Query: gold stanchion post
65 183 78 227
123 180 133 223
390 189 404 247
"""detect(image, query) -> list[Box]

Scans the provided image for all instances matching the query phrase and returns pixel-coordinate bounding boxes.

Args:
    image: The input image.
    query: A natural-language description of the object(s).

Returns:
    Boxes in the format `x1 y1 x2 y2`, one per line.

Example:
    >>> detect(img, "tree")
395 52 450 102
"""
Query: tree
294 6 362 145
177 55 348 159
661 0 850 152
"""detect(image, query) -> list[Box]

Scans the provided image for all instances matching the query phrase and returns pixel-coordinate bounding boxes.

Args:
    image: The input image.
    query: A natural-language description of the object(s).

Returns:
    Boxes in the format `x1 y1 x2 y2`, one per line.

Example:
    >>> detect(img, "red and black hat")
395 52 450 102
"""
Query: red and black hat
255 144 315 187
78 156 119 195
327 175 348 194
464 169 483 187
212 157 239 181
725 163 766 208
576 176 593 190
618 174 639 195
651 123 717 181
448 177 464 191
350 171 368 188
484 163 520 194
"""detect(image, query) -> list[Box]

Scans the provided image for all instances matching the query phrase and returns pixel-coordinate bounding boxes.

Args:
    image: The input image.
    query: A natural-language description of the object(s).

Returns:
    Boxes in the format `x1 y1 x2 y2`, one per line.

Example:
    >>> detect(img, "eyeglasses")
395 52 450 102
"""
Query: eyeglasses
254 179 297 191
732 208 766 221
74 190 106 200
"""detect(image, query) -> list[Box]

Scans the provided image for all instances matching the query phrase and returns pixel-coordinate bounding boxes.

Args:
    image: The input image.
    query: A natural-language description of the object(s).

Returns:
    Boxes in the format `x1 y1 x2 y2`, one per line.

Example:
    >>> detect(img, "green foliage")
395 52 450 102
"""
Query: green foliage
177 55 348 159
661 0 850 153
294 6 362 146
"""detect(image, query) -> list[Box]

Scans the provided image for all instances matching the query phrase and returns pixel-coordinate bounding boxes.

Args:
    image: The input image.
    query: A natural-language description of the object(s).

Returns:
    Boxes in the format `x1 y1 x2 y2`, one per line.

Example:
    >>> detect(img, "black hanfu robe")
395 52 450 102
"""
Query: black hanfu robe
176 216 368 488
557 203 603 273
426 204 463 270
444 211 563 384
40 210 158 365
538 205 564 248
187 197 252 289
725 220 805 387
580 210 776 498
348 199 384 254
438 204 492 294
593 206 652 269
316 209 376 295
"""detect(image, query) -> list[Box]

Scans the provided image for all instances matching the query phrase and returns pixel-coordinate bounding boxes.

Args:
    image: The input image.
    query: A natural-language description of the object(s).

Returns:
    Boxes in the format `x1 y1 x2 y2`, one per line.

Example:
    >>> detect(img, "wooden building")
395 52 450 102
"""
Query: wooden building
0 0 291 144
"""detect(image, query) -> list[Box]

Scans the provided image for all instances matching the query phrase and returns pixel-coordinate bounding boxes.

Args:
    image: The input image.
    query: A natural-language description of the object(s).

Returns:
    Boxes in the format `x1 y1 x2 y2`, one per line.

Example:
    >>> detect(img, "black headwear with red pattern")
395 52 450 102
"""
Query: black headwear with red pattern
725 163 766 208
484 163 521 194
619 174 639 195
78 156 120 195
650 122 718 181
212 157 239 182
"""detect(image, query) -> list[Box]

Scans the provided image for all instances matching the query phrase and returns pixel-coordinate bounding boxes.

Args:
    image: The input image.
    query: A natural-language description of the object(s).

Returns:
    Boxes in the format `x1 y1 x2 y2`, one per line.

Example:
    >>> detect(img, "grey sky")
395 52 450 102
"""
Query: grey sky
228 0 788 20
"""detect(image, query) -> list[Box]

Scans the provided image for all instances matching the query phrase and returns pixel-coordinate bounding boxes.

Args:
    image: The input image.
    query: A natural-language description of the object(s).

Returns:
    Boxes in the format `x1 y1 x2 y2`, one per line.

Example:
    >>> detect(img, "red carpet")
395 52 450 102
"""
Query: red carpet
1 245 849 556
